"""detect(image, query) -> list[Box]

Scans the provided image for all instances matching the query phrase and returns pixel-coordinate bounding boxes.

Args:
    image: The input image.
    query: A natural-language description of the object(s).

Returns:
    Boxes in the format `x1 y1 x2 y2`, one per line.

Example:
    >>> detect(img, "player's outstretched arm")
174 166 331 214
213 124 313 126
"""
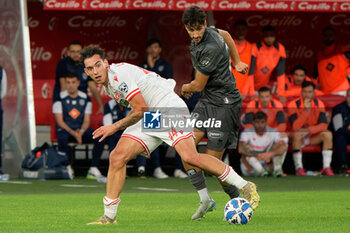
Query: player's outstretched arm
93 93 148 142
182 70 209 97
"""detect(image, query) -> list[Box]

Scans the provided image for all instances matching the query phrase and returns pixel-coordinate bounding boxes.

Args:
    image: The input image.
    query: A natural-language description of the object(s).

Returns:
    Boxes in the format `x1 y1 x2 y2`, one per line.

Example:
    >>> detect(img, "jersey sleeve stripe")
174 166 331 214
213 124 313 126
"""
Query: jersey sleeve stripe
126 88 141 102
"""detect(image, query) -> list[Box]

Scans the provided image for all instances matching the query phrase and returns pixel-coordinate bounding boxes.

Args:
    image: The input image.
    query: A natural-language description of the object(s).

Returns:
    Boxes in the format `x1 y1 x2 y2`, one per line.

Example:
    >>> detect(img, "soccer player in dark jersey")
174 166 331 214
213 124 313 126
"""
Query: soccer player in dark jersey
181 6 259 220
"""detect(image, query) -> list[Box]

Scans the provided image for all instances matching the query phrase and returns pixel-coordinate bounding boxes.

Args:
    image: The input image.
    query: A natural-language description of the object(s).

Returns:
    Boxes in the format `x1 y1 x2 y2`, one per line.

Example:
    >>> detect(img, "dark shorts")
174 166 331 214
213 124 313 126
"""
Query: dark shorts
192 100 242 151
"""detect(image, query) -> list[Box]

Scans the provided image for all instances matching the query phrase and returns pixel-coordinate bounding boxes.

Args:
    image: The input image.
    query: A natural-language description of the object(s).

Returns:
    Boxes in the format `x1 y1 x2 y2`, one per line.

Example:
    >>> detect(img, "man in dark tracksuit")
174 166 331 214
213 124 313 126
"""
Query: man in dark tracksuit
181 6 259 220
0 66 8 181
52 72 105 181
331 88 350 176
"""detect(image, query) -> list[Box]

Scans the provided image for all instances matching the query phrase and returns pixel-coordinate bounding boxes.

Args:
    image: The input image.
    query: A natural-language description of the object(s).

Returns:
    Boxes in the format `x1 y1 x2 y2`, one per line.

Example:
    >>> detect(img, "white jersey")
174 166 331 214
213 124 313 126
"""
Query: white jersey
239 126 287 153
104 63 176 108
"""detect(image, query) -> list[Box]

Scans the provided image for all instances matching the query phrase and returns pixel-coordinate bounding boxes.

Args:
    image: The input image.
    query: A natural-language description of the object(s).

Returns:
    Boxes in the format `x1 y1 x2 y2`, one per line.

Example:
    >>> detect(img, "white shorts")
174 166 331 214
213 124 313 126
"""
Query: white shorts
240 162 261 177
121 93 194 157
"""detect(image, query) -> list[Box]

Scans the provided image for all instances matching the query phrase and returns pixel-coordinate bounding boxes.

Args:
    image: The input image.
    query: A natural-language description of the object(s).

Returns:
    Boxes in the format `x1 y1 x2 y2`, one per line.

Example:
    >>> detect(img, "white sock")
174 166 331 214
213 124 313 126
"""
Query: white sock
246 157 265 174
273 152 286 172
218 165 248 189
198 188 211 202
138 166 145 172
103 196 121 219
293 151 303 169
322 150 332 168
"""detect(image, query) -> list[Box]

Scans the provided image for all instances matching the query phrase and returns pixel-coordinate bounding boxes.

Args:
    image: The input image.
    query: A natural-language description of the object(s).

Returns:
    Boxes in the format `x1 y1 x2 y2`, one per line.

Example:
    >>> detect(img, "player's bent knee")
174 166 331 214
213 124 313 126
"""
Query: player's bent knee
180 152 199 166
109 148 130 169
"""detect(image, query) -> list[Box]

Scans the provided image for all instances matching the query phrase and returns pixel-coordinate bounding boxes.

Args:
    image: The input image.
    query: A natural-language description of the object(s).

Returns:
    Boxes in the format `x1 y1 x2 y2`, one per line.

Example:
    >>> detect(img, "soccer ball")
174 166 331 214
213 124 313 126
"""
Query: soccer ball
223 197 253 225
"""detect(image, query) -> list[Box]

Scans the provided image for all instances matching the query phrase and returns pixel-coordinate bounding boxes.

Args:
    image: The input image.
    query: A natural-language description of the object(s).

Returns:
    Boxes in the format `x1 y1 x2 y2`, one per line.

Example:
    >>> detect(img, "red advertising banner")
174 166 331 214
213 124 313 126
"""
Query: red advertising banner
43 0 350 12
29 1 350 124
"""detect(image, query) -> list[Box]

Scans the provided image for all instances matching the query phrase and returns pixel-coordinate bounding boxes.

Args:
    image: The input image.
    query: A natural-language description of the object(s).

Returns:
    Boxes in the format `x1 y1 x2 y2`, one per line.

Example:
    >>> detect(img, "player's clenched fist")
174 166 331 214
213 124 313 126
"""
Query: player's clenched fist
181 84 193 99
234 61 249 74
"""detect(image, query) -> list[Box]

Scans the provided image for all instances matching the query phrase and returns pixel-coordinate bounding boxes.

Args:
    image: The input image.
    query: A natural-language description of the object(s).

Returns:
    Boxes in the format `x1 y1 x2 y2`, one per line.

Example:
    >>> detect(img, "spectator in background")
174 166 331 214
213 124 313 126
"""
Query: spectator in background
248 26 286 98
54 41 103 114
279 64 323 103
243 87 287 133
102 100 131 152
137 38 186 179
52 72 105 181
231 19 254 100
139 38 173 79
288 81 334 176
313 27 350 96
239 111 287 177
0 66 8 181
331 88 350 176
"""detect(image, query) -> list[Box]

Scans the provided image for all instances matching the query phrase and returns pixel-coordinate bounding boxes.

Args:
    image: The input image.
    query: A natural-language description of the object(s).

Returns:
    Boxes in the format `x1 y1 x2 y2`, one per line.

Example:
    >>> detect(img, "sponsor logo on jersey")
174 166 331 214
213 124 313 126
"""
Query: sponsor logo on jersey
118 82 128 93
200 57 211 67
208 131 223 139
69 108 80 119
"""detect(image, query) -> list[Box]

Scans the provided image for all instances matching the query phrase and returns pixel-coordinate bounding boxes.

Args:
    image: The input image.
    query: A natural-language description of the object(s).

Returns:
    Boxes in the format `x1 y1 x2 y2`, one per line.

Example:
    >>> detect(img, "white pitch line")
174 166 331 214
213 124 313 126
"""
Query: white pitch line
134 187 178 192
0 181 32 184
61 184 98 188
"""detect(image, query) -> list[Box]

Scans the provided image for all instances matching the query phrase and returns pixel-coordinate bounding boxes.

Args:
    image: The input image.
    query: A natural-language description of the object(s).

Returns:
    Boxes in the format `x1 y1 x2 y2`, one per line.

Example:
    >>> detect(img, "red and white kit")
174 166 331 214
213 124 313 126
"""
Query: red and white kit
104 62 193 157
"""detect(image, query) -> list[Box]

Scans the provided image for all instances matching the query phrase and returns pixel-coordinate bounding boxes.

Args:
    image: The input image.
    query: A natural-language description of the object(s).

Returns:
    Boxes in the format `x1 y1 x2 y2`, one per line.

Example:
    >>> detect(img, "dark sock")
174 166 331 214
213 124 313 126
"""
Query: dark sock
221 184 240 199
188 170 207 191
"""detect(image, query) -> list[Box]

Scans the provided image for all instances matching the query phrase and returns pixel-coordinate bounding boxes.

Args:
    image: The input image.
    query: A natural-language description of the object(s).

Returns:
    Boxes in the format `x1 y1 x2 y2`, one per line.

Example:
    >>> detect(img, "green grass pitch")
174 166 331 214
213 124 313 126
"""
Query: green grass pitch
1 176 349 233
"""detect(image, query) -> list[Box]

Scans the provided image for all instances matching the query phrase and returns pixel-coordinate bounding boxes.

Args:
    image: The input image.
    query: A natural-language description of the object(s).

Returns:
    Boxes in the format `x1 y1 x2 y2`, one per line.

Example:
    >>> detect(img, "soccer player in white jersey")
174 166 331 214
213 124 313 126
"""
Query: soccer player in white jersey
81 45 259 225
239 111 288 177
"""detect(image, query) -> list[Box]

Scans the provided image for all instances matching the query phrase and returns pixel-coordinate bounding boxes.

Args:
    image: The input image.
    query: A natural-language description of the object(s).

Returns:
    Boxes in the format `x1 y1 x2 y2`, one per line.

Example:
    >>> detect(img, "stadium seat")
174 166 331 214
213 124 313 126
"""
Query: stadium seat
50 113 104 161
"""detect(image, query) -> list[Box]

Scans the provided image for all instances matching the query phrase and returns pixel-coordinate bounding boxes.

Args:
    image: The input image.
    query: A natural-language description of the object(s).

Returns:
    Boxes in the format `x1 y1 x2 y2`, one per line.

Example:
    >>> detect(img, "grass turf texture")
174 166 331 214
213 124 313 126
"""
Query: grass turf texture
1 176 349 233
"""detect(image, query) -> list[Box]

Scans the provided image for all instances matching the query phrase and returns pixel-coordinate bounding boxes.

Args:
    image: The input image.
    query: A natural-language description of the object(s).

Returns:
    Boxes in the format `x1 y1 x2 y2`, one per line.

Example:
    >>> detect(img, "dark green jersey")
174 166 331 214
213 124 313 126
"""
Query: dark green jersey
190 27 241 106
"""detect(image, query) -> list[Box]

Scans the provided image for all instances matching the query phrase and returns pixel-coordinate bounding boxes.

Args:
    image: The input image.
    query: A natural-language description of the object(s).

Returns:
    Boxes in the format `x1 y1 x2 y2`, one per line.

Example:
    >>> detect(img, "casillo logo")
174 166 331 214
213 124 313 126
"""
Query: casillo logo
255 1 289 10
28 17 39 28
31 43 52 62
89 0 124 9
175 1 209 9
105 41 139 60
297 2 331 10
340 2 350 11
68 15 126 28
45 0 80 9
218 1 251 9
330 14 350 25
286 46 313 59
133 0 167 8
159 14 183 26
247 15 302 27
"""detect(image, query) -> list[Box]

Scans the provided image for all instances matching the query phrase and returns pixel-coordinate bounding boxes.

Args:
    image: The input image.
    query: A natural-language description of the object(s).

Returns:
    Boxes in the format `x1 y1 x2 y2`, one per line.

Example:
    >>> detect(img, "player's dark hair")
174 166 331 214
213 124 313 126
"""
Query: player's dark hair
258 86 271 94
146 38 162 48
322 26 336 35
233 19 248 28
253 111 267 121
81 45 105 63
68 41 83 49
291 64 307 75
182 5 206 27
65 72 79 80
301 80 315 90
262 25 275 33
